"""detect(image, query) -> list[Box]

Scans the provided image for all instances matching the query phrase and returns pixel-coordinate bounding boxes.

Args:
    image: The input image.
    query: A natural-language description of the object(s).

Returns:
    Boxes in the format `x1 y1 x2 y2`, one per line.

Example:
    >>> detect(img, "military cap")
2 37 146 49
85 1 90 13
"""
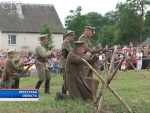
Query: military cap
65 30 75 37
85 26 95 31
14 58 20 62
39 34 48 40
73 41 85 48
6 49 15 53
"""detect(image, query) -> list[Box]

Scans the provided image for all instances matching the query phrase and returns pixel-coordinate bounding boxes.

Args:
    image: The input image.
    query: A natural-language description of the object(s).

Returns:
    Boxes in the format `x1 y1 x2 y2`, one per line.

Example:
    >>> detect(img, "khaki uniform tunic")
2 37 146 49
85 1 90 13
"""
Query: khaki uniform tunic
60 39 72 69
1 58 20 88
79 34 93 77
35 43 51 82
59 39 72 88
65 52 99 100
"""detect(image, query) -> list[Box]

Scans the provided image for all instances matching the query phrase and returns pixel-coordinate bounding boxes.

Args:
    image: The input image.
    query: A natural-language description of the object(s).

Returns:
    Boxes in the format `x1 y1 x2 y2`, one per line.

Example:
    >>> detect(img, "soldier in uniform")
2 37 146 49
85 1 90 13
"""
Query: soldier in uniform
10 58 33 88
60 30 75 94
78 26 95 77
55 41 99 100
1 49 24 89
65 41 99 100
34 34 54 94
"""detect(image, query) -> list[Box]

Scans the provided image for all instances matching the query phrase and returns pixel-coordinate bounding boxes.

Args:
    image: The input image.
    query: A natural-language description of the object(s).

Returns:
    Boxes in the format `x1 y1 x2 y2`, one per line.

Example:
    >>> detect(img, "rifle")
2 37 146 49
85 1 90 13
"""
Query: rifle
24 62 35 66
87 47 122 54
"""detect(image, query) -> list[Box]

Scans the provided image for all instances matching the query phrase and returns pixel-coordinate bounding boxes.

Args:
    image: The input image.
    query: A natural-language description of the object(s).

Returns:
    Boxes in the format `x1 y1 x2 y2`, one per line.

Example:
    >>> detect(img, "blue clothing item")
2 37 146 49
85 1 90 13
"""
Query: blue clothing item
0 54 5 57
53 64 60 74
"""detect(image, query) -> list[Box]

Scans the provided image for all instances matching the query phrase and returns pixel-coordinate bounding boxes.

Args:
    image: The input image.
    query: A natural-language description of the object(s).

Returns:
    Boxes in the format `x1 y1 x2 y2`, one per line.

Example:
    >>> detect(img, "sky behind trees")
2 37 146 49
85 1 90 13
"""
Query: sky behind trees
0 0 126 25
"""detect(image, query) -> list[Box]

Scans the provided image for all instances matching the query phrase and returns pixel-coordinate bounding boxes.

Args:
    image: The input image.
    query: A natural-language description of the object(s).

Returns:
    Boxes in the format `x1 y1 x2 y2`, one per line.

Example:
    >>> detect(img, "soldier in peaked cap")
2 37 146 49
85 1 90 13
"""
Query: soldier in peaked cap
1 49 24 89
79 26 95 52
64 41 99 100
34 34 54 94
78 26 96 78
60 30 75 94
9 58 33 89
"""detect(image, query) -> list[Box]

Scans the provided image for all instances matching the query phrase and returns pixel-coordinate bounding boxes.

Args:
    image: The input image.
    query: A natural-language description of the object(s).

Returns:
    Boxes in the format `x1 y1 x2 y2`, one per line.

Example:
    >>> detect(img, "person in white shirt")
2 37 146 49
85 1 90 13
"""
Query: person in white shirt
46 58 54 73
98 53 105 71
136 49 143 70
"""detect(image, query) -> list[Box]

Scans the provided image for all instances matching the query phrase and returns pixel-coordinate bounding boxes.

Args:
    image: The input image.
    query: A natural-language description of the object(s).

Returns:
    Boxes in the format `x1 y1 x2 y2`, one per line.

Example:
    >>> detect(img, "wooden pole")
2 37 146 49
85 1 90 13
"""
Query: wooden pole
96 46 118 112
94 51 112 103
94 52 112 105
94 56 124 105
81 54 133 113
102 52 112 74
129 61 137 71
109 55 125 83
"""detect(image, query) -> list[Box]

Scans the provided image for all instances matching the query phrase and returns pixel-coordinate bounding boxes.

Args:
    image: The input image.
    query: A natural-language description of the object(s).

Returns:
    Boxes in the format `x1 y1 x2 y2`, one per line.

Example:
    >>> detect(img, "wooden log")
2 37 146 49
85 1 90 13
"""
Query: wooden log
102 52 112 74
94 51 114 105
94 84 104 105
108 46 118 74
94 52 113 104
129 61 137 71
96 46 118 112
125 53 135 71
107 85 133 113
81 58 133 113
109 55 125 83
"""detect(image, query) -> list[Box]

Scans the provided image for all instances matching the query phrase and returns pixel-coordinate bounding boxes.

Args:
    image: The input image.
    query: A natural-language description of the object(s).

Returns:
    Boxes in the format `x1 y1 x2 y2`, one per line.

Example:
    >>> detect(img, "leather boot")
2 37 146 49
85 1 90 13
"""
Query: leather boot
55 92 69 100
35 80 42 89
44 79 51 94
11 84 14 89
14 79 20 89
61 85 67 94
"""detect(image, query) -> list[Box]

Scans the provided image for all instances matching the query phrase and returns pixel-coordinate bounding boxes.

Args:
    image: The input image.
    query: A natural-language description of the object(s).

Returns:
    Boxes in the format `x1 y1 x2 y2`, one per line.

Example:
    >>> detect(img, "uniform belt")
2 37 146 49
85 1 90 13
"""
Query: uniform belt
37 58 47 63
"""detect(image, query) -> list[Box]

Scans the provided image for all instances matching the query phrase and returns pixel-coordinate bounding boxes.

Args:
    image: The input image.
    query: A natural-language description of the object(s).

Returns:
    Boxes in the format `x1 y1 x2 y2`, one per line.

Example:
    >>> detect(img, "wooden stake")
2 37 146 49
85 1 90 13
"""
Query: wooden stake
109 54 125 83
97 46 118 112
82 54 133 113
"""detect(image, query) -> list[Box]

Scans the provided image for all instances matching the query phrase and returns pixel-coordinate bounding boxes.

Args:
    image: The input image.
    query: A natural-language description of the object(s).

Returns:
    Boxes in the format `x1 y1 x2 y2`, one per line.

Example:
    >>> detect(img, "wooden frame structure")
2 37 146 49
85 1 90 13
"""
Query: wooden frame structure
82 46 133 113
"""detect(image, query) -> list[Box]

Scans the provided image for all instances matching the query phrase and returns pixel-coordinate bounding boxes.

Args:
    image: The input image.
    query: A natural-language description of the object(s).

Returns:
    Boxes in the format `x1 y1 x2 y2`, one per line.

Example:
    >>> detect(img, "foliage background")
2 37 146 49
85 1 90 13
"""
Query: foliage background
64 0 150 48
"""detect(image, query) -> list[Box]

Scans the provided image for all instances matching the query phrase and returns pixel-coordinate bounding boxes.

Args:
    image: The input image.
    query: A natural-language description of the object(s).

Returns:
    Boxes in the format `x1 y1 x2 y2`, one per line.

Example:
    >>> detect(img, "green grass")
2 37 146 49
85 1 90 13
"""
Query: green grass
0 70 150 113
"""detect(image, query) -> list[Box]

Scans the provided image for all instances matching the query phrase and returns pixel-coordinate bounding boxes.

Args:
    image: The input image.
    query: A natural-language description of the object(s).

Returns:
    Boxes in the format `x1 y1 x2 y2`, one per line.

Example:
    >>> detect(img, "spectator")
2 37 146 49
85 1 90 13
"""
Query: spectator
0 50 5 58
46 58 54 73
20 51 28 62
129 42 133 48
19 51 28 77
53 62 60 74
131 50 137 69
142 48 149 69
136 49 143 70
121 60 127 71
27 52 33 61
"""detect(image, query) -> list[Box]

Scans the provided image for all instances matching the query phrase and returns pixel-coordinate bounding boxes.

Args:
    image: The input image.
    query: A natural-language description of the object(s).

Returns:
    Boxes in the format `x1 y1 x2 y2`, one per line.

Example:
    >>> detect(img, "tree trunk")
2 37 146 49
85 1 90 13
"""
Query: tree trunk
139 2 144 43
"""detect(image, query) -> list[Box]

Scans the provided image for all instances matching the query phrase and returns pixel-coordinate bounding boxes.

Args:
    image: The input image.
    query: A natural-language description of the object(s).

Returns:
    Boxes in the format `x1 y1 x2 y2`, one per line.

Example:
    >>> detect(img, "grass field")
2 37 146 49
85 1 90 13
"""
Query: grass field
0 70 150 113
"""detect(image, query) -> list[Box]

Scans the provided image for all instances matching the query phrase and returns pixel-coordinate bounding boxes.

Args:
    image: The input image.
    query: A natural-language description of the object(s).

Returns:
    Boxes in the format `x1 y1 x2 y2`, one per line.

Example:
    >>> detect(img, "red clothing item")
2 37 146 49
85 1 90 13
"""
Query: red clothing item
132 56 137 64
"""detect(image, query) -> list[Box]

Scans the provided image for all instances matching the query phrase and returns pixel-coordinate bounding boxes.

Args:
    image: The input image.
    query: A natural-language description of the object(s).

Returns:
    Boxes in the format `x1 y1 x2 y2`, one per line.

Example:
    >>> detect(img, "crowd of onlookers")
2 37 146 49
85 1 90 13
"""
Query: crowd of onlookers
95 43 150 72
1 42 150 77
0 50 61 77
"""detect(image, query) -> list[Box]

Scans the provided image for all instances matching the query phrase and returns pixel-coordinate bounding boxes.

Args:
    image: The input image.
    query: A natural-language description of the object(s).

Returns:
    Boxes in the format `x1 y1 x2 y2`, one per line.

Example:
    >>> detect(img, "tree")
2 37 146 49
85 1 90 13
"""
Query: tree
99 25 117 47
85 12 103 46
39 22 54 51
86 12 103 27
64 6 90 41
116 2 140 44
85 11 125 46
144 11 150 38
104 11 121 26
126 0 150 43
